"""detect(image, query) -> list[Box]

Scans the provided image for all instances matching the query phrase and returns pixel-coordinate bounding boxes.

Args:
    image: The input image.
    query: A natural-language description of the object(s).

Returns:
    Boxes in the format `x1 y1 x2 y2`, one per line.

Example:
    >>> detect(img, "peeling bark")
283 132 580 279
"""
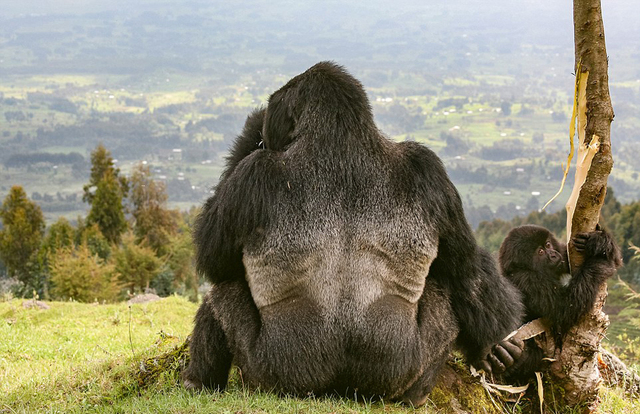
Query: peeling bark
548 0 615 411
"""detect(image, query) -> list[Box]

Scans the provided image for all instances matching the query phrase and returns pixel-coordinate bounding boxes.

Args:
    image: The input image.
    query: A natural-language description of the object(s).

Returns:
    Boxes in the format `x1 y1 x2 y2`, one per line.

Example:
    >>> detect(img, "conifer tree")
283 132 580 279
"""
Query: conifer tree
82 145 128 244
0 186 45 294
83 144 128 204
86 169 127 244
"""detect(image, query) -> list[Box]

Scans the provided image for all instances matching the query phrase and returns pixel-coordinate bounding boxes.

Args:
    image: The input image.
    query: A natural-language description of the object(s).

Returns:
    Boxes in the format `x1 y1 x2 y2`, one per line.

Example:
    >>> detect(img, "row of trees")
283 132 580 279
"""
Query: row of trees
3 146 639 301
0 144 199 302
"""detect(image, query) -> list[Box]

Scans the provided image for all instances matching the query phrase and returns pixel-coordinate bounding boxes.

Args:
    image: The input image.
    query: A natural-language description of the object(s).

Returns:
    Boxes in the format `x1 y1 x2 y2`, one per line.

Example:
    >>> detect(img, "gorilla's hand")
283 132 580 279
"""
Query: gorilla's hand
573 225 622 268
475 337 524 375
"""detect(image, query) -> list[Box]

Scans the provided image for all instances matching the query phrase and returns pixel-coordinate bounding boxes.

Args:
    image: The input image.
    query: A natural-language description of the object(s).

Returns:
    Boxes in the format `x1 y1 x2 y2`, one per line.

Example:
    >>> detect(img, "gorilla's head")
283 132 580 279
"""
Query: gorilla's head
262 61 374 151
499 225 568 278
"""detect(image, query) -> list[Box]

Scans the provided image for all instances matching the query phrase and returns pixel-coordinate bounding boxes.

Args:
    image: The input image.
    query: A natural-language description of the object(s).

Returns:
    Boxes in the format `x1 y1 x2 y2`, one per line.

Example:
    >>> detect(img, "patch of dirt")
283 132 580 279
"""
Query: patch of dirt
127 293 162 304
22 300 50 310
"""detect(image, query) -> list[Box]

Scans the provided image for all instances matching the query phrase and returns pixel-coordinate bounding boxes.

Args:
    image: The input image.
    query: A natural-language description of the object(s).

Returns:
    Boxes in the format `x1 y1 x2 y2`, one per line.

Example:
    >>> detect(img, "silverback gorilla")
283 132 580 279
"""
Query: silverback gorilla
183 62 524 405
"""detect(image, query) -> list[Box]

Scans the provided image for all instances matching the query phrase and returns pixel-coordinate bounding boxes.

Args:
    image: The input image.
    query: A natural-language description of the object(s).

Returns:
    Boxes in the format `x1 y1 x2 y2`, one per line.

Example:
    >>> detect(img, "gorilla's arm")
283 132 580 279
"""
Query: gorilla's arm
551 228 622 336
402 142 524 365
194 149 285 284
439 247 524 364
508 266 563 323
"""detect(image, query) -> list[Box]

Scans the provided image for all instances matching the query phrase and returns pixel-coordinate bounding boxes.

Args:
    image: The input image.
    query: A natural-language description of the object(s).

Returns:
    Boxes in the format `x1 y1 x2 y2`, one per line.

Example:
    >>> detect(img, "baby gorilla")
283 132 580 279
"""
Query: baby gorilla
492 224 622 377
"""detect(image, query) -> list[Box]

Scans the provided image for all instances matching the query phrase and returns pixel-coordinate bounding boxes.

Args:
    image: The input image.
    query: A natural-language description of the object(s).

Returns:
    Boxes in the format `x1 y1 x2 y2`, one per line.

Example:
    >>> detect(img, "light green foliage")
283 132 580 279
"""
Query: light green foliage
113 232 162 293
39 216 75 269
0 185 45 294
163 213 198 301
42 216 75 252
129 163 178 256
475 218 513 253
76 220 112 260
49 244 120 303
610 203 640 260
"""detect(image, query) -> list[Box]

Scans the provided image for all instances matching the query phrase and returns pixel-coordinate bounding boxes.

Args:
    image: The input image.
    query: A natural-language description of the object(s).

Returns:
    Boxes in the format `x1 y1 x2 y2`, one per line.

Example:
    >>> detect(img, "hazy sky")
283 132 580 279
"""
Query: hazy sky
1 1 636 46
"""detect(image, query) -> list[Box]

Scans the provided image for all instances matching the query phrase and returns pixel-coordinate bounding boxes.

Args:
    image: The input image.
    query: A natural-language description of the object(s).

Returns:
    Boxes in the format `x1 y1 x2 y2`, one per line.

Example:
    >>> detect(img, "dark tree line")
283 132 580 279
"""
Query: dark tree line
4 152 84 168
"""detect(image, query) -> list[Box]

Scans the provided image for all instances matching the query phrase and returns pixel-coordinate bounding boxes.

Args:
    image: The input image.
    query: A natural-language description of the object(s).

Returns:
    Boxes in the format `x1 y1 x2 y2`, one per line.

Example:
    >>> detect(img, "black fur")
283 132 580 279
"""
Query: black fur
497 224 622 378
222 107 266 178
183 62 523 405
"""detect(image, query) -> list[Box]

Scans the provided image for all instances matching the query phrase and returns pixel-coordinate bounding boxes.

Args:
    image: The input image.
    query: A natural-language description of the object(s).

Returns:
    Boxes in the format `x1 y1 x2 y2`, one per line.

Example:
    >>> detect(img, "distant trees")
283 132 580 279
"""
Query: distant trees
374 104 425 134
551 110 567 123
39 217 75 273
162 216 198 302
4 152 84 168
185 112 245 137
434 97 469 111
4 111 27 122
500 101 512 116
76 219 112 260
129 163 177 255
0 143 200 302
113 233 162 293
86 169 127 244
517 105 534 117
83 144 128 204
49 244 120 303
0 186 45 296
441 132 470 156
610 201 640 275
477 139 527 161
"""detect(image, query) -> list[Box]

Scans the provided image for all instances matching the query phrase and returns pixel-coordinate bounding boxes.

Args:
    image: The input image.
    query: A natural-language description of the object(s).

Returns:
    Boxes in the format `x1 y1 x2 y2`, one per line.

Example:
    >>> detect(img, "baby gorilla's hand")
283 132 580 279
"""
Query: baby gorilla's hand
475 337 524 374
573 225 622 267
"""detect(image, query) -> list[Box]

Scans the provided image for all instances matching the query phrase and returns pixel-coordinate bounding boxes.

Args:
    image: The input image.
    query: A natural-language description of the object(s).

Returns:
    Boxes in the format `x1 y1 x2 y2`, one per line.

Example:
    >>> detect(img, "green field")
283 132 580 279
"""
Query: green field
3 67 633 227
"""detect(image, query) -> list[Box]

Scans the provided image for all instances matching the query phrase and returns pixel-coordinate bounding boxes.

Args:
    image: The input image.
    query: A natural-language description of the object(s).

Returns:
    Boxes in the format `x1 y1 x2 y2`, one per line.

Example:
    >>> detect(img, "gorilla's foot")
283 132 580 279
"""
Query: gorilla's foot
182 368 206 391
182 376 203 391
399 369 435 407
400 387 429 407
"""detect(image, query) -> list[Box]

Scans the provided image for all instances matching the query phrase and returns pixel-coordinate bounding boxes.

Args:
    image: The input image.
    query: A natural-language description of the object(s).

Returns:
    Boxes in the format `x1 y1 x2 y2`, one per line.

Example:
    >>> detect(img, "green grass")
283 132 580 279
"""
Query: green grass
0 296 194 412
1 295 639 413
0 296 428 413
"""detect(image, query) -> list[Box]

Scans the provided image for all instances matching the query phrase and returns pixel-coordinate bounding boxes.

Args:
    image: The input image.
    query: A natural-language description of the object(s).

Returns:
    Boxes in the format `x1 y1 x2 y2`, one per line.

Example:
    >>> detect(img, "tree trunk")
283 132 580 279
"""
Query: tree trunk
548 0 614 411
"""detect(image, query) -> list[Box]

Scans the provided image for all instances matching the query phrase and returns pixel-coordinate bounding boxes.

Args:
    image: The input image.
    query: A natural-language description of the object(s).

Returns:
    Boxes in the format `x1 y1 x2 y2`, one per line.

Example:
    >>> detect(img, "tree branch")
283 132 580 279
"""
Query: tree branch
548 0 615 411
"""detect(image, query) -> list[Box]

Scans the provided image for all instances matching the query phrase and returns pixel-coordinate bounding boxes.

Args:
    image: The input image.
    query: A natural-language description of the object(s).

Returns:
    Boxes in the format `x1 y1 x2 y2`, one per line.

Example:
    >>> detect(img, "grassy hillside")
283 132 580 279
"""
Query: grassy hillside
1 295 639 413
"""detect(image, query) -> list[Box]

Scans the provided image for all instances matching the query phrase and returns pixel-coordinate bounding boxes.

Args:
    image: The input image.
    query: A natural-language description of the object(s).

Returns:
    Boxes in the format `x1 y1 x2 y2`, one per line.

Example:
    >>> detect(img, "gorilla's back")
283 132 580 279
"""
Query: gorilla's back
242 143 439 322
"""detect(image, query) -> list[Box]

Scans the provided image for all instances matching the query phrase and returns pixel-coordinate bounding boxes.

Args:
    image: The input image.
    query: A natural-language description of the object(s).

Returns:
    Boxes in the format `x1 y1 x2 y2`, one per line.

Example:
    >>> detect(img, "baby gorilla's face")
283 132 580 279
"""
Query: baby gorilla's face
533 239 565 275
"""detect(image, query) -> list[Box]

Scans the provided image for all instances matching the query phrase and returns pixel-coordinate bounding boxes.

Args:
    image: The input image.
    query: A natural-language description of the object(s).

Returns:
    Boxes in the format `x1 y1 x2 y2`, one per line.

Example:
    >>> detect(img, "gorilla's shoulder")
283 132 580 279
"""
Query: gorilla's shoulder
223 148 285 181
393 141 449 180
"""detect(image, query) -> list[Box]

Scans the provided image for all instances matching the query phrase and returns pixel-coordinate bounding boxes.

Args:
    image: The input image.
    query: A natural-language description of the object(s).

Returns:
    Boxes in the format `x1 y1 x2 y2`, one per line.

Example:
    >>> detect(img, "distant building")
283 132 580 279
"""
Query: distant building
171 148 183 162
156 148 183 162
